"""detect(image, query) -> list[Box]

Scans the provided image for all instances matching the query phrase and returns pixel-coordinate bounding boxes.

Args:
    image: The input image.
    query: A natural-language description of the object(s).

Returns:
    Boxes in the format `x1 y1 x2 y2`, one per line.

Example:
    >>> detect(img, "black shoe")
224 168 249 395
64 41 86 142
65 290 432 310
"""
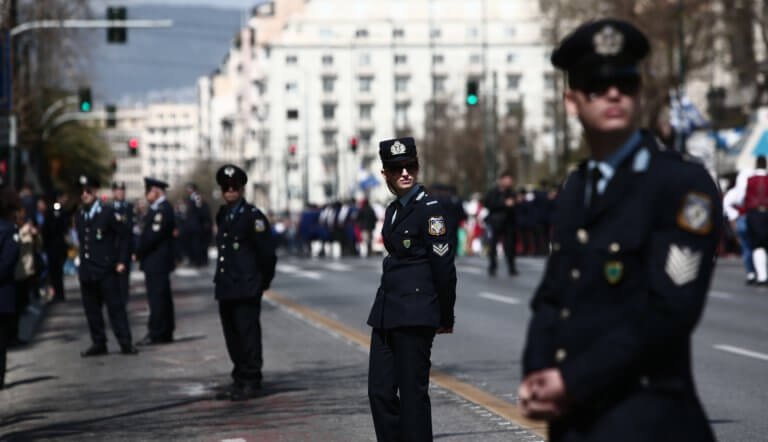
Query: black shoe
136 336 173 346
509 268 519 276
80 345 108 358
488 267 497 277
120 344 139 355
230 383 262 402
135 336 154 346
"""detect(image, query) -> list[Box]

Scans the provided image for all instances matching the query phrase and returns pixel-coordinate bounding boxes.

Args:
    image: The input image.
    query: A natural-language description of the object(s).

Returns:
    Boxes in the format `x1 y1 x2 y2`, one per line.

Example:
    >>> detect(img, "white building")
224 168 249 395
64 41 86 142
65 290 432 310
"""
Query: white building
201 0 557 213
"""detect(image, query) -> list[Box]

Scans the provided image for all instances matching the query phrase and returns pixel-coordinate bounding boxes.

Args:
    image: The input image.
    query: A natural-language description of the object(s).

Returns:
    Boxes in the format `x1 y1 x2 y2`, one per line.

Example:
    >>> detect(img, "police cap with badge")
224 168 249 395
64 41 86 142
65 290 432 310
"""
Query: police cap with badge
78 174 100 191
216 164 248 189
552 19 650 94
144 177 169 193
379 137 418 169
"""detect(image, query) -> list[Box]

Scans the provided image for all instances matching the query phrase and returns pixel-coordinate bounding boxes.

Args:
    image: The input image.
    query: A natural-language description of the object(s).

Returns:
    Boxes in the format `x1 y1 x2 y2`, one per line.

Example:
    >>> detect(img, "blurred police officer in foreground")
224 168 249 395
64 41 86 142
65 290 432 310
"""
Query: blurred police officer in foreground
518 20 719 442
484 171 518 276
135 178 176 345
0 188 21 389
213 165 276 401
367 137 457 441
111 182 134 305
74 175 137 356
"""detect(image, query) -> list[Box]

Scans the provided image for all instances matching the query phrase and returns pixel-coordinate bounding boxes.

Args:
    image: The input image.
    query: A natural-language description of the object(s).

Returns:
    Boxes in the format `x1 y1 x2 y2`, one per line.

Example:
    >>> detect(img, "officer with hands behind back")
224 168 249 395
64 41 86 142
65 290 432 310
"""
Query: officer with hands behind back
74 175 137 357
213 165 276 401
136 177 176 346
367 137 457 442
518 19 720 441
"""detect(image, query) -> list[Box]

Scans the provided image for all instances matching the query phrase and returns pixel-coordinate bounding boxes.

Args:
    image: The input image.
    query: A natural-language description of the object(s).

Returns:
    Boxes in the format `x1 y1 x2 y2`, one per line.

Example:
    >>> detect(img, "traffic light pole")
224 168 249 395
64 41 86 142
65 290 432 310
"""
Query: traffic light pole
10 19 173 37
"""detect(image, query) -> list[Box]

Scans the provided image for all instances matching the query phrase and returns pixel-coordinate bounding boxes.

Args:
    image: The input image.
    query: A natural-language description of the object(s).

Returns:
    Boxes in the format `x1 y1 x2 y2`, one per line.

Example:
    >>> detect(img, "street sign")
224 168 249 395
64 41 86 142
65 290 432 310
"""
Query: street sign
0 31 12 112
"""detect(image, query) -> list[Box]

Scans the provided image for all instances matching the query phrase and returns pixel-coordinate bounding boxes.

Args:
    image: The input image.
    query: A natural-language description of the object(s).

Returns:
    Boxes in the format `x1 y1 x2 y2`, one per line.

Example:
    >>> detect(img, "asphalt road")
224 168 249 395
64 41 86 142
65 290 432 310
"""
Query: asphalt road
272 254 768 442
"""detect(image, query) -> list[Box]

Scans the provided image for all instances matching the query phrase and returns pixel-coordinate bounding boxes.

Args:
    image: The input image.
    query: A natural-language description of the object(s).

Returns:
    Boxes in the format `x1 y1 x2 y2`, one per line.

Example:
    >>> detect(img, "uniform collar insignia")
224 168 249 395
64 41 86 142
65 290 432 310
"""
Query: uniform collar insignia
593 25 624 56
390 141 407 155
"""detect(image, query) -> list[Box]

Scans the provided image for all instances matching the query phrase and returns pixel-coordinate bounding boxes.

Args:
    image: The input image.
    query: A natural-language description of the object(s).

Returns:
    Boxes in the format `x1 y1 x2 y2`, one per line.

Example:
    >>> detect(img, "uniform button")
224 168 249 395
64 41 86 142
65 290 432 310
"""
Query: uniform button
223 233 228 238
640 376 650 387
560 308 571 319
571 269 580 280
220 268 224 273
555 348 567 363
577 229 588 244
610 242 621 253
552 242 561 252
220 245 225 249
219 256 224 262
84 253 90 259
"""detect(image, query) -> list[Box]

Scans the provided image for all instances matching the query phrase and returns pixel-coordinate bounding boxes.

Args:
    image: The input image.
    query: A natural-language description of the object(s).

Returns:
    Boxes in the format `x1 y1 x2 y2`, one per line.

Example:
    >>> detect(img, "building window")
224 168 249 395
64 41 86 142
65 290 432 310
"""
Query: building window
394 54 407 64
322 103 336 121
469 53 482 64
395 76 409 93
467 26 479 39
359 104 373 120
287 109 299 120
545 100 557 118
322 54 334 65
507 74 522 90
322 76 336 93
355 28 369 38
359 76 373 92
507 53 517 64
506 101 523 116
395 103 410 127
430 28 441 38
286 55 298 65
285 82 298 92
544 72 557 89
506 26 517 38
360 130 373 146
433 54 444 64
393 28 405 38
322 130 337 147
358 52 371 66
432 75 447 93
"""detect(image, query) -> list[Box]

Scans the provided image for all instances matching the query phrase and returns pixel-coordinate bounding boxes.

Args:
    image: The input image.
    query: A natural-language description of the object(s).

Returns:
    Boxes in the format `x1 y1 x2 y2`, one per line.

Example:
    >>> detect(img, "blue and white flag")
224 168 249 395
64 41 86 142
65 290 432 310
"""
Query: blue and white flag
669 89 709 135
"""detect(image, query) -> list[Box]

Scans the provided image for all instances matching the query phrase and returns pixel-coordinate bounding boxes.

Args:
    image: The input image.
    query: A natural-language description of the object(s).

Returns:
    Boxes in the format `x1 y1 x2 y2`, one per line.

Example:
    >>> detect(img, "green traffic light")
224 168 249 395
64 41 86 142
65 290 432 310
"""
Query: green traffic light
81 102 92 112
467 95 478 106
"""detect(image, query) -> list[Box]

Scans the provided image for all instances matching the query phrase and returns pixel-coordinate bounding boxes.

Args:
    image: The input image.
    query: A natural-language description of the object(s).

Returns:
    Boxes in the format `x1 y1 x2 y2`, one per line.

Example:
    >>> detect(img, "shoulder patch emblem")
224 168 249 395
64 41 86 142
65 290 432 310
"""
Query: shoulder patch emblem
432 243 449 257
665 244 702 286
154 213 163 223
254 219 266 232
677 192 712 235
428 216 446 236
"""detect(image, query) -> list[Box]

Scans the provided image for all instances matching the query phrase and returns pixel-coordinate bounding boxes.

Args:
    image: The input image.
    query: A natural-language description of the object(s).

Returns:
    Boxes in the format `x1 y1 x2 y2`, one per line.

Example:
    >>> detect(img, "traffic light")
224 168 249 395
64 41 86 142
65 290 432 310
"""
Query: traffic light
349 136 358 153
289 144 297 156
78 87 92 112
466 79 479 107
107 6 127 44
106 104 117 128
128 137 139 156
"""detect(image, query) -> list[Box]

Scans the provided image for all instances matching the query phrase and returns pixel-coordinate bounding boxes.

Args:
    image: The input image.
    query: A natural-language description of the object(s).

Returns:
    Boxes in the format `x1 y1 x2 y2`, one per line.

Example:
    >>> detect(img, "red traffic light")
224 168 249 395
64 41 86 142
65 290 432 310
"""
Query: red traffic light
129 138 139 149
350 136 358 152
289 144 297 156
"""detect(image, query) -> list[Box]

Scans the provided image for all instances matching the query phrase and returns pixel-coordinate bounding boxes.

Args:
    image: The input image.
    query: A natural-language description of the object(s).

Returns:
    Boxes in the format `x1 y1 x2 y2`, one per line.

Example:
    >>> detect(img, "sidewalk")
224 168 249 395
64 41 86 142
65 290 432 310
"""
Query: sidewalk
1 268 543 441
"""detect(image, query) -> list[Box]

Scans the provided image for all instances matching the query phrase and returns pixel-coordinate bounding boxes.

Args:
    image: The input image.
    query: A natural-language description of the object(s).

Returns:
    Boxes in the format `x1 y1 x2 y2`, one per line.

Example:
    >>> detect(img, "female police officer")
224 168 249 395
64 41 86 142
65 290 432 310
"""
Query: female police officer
367 137 457 441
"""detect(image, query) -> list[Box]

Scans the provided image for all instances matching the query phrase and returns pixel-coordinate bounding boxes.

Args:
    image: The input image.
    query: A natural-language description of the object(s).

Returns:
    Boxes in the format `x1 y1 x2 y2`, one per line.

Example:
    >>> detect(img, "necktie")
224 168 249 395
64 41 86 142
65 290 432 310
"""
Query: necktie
589 166 603 208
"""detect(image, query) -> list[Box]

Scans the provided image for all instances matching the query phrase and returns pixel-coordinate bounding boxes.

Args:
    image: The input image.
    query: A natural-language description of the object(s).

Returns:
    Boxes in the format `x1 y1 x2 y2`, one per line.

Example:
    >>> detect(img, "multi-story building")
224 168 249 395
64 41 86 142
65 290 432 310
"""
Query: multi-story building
201 0 556 214
141 103 199 190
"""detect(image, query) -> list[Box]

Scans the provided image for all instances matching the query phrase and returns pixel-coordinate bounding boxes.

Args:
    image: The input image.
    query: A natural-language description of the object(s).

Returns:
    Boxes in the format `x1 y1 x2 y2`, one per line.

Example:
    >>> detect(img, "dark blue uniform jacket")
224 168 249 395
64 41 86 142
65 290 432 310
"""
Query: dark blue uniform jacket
522 132 720 441
214 201 276 300
0 220 20 314
367 186 457 330
112 201 134 255
75 202 130 282
137 199 176 274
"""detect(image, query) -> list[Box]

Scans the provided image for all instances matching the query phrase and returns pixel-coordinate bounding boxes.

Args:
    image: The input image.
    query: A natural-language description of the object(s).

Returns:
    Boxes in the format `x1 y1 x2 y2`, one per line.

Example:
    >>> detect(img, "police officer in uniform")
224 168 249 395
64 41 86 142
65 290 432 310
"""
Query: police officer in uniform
0 188 21 388
213 165 276 401
74 175 138 356
136 177 176 345
112 182 134 305
518 20 719 442
367 137 457 442
183 183 213 267
484 171 518 276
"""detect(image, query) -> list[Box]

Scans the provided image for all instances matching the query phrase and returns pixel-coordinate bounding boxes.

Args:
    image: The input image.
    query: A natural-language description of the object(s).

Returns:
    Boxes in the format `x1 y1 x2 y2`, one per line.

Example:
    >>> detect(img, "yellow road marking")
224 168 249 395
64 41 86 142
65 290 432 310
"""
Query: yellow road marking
265 291 547 439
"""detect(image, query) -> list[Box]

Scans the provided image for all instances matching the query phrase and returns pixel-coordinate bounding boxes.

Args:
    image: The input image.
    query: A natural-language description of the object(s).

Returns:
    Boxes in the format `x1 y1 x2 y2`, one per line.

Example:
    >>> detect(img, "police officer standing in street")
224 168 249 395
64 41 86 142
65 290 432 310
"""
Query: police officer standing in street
111 182 134 305
518 20 719 441
74 175 138 357
136 178 176 346
213 165 276 401
183 183 212 267
483 171 518 276
0 188 21 388
367 137 457 442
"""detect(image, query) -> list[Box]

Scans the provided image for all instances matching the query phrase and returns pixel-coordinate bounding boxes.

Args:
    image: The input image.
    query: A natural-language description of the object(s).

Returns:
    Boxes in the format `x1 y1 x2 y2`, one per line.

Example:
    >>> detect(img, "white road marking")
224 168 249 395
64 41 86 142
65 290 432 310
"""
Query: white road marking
174 268 200 277
221 439 247 442
478 292 521 305
277 264 322 280
709 291 733 300
457 266 484 275
324 262 352 272
714 345 768 362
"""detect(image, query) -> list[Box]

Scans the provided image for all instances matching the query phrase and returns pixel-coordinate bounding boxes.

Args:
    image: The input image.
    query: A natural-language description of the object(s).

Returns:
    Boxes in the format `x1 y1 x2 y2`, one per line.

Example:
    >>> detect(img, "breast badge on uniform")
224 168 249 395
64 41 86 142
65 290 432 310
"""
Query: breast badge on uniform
604 261 624 284
152 223 161 232
96 229 102 240
233 242 240 251
428 216 446 236
254 219 266 232
403 239 411 248
677 192 712 235
665 244 702 286
432 243 449 257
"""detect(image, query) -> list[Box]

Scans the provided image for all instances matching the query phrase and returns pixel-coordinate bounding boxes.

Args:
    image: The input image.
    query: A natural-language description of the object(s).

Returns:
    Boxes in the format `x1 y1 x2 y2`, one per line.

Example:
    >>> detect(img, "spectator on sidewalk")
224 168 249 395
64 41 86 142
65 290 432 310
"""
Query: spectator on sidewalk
723 182 756 284
733 156 768 284
12 205 42 345
0 189 21 389
357 199 378 257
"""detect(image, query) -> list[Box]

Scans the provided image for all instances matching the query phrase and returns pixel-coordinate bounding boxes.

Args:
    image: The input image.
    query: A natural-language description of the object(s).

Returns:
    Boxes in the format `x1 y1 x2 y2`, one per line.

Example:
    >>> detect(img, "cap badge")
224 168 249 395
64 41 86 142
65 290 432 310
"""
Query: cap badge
390 141 407 156
224 167 235 177
593 25 624 56
79 175 87 185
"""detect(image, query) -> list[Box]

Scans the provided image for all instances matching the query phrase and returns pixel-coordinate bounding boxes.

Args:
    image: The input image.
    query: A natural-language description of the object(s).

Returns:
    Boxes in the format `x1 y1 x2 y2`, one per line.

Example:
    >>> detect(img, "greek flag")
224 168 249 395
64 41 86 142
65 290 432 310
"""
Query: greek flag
669 89 709 135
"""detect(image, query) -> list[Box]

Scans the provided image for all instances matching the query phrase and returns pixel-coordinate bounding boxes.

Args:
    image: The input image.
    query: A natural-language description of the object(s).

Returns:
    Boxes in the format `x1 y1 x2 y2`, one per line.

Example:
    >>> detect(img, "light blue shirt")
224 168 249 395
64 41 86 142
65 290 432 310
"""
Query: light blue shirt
585 131 642 206
150 195 166 211
87 200 101 220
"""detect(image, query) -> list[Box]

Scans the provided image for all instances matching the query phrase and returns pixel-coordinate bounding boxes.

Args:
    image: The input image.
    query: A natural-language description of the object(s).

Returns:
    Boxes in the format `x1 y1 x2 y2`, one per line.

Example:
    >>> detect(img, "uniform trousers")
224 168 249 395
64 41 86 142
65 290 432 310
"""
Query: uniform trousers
0 313 12 388
218 296 263 386
79 273 133 347
145 272 175 341
368 326 436 442
118 265 130 305
488 226 517 273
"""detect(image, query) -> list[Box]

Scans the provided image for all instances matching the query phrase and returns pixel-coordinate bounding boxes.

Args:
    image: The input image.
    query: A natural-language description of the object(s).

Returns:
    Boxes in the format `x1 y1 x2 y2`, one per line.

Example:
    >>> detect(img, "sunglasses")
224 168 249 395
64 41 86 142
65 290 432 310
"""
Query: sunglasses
384 162 419 174
221 184 241 192
581 75 640 97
